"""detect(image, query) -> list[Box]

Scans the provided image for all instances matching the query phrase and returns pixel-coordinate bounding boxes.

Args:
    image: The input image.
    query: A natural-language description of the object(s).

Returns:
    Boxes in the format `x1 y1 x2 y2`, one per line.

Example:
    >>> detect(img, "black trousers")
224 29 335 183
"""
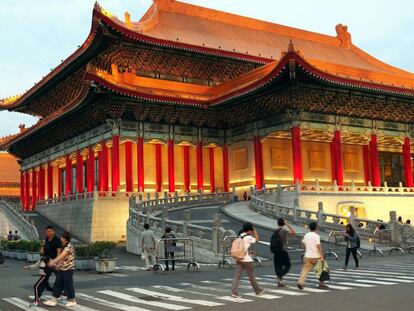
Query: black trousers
53 270 75 300
345 247 359 267
164 252 175 270
44 267 55 291
273 250 291 279
34 275 48 301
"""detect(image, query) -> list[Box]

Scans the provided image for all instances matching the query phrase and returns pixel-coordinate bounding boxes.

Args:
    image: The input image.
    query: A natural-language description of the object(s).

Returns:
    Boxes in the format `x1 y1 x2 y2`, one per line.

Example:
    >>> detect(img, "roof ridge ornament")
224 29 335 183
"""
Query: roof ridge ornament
335 24 352 49
281 40 303 58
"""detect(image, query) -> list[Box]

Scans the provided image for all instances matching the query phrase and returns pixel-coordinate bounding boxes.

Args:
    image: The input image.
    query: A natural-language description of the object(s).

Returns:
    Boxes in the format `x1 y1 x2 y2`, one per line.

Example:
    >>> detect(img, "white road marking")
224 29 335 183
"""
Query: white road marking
177 283 252 303
2 297 49 311
355 279 397 285
43 295 100 311
126 287 224 306
99 290 190 310
243 292 282 299
337 282 376 288
78 293 151 311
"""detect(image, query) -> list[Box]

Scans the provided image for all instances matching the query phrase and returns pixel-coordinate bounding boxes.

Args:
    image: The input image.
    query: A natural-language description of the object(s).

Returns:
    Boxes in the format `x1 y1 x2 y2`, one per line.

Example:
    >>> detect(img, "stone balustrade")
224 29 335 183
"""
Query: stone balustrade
0 200 39 241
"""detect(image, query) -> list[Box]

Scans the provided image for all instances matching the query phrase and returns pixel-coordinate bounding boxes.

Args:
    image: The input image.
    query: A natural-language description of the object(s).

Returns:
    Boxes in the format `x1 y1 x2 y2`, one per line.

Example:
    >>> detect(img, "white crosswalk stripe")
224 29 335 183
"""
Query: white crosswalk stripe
4 262 414 310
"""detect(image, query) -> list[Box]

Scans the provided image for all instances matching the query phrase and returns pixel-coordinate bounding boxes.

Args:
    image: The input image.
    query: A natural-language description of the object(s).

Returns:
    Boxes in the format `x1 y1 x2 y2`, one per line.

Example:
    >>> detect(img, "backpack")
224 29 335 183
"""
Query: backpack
231 237 246 261
270 228 284 253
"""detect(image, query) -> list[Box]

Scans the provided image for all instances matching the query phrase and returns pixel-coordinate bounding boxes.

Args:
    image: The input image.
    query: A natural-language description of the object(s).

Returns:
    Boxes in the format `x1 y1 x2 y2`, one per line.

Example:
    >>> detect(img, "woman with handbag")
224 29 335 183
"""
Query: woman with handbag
343 224 359 270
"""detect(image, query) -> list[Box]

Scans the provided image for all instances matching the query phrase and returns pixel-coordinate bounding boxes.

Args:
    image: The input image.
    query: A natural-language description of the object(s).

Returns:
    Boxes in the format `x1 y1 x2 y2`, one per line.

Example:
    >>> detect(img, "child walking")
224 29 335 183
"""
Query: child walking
24 256 51 307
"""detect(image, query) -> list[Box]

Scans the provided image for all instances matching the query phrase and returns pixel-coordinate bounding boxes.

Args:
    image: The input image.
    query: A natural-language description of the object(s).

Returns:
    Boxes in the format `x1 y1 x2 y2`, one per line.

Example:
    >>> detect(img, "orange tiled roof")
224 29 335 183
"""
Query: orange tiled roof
118 0 413 90
0 153 20 182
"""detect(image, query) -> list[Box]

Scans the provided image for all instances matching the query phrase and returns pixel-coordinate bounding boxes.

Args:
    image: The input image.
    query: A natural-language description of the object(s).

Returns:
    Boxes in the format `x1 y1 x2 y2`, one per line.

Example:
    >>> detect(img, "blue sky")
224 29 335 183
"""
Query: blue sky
0 0 413 137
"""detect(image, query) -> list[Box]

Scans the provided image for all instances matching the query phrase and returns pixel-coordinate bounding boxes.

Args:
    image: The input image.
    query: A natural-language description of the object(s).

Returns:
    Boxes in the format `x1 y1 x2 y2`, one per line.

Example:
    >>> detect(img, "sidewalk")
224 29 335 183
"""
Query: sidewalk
222 201 330 241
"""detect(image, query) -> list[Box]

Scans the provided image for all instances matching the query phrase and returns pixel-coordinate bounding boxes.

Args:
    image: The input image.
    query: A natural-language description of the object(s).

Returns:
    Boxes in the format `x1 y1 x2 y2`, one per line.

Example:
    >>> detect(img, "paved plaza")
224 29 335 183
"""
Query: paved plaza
1 249 414 311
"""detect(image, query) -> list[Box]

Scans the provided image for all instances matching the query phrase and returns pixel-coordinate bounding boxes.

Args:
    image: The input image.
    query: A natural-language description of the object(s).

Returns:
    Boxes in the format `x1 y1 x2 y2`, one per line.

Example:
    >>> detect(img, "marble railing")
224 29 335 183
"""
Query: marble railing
0 200 39 241
260 180 414 196
250 195 385 238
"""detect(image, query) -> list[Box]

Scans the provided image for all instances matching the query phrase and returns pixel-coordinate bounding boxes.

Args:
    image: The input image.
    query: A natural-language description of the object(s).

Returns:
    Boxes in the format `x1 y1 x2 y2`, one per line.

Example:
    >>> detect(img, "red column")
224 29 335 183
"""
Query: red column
65 155 72 197
183 146 190 192
155 144 162 192
102 141 108 191
330 142 337 183
362 145 370 185
20 171 24 207
332 130 344 186
209 147 215 192
39 166 45 201
111 135 120 192
167 140 175 193
403 137 413 187
98 150 103 191
25 171 30 210
291 126 303 184
47 163 53 199
58 167 62 197
222 145 230 192
197 142 204 191
137 137 144 192
370 134 380 186
253 136 264 190
31 169 37 210
87 146 95 193
76 150 83 194
125 141 133 192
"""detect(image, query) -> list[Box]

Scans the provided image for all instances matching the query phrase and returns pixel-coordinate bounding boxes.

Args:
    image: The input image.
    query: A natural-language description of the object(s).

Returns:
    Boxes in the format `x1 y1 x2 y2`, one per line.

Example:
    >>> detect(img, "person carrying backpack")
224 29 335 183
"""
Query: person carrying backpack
230 222 265 298
343 223 360 270
270 218 296 287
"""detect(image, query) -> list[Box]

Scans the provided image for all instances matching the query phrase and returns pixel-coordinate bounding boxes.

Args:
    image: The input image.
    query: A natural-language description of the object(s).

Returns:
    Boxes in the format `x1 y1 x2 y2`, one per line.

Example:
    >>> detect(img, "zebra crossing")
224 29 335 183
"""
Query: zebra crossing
2 263 414 310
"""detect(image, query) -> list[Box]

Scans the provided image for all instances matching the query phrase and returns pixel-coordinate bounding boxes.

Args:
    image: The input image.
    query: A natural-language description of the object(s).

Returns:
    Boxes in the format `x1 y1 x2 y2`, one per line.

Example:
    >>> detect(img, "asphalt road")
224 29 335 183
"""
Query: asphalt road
1 206 413 310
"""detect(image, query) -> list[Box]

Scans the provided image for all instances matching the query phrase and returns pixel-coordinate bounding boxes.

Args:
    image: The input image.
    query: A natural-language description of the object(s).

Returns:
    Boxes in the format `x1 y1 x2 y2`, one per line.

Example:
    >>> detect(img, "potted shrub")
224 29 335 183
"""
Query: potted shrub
26 241 41 262
91 242 117 273
8 241 18 258
75 246 94 271
16 240 28 261
0 240 10 257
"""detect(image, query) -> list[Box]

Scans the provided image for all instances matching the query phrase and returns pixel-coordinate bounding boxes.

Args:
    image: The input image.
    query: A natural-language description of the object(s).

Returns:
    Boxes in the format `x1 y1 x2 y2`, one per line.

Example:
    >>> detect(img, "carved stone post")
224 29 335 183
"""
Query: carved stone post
317 202 324 228
154 192 159 211
389 211 397 243
293 198 299 222
161 208 168 232
212 213 223 253
129 194 136 211
349 206 356 228
232 186 237 202
183 209 191 237
276 184 282 204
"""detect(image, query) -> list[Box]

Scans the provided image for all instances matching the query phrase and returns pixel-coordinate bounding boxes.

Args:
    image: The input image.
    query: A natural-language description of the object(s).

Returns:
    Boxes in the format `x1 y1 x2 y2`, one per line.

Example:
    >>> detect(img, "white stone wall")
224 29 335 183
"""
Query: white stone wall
37 195 129 243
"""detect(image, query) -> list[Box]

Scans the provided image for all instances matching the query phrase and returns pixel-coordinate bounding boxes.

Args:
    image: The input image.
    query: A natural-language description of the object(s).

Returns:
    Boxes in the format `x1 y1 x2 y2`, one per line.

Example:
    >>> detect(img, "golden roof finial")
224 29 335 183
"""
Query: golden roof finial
288 39 295 52
124 11 131 28
335 24 352 49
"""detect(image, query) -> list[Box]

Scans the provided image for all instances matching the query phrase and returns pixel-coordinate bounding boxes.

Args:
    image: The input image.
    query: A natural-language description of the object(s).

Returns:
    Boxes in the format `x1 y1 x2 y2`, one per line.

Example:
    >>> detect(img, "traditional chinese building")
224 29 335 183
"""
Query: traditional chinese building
0 134 21 200
1 0 414 222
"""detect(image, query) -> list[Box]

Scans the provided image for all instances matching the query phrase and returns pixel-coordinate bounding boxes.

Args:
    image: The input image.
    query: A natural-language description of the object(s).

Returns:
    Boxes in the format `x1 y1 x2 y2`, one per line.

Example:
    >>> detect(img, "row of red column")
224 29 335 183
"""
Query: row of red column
252 126 414 189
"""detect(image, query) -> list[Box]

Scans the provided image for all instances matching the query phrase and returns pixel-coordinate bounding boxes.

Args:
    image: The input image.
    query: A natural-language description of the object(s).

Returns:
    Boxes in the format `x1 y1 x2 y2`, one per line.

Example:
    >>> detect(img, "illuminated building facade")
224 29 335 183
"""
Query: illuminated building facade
2 0 414 213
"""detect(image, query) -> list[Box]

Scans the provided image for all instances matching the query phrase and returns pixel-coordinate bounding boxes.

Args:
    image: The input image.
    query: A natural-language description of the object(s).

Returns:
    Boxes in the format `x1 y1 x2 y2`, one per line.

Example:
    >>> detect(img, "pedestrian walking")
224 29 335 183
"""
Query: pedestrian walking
44 231 76 307
13 230 21 241
25 256 50 307
7 231 13 241
297 222 328 290
270 218 296 287
343 224 360 270
161 227 176 271
141 223 156 271
231 222 265 298
41 226 62 293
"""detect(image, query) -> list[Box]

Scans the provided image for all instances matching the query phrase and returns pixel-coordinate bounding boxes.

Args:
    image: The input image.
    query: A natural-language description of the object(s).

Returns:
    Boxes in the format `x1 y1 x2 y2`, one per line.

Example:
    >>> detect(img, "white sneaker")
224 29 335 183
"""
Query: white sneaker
28 295 35 300
66 300 77 307
43 299 57 306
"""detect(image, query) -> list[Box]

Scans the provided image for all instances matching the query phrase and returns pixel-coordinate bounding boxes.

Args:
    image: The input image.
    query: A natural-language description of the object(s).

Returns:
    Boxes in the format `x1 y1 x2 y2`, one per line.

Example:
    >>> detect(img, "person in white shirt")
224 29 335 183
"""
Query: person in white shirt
297 222 328 289
231 222 265 298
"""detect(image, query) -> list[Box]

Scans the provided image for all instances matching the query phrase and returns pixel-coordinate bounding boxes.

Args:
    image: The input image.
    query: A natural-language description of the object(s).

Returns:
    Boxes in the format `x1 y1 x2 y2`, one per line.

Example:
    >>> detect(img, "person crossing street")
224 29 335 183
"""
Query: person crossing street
270 218 296 287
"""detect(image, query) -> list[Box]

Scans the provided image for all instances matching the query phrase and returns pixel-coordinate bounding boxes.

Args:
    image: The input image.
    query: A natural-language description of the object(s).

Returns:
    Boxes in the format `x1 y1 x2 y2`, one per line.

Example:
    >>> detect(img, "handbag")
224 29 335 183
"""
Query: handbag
319 261 330 282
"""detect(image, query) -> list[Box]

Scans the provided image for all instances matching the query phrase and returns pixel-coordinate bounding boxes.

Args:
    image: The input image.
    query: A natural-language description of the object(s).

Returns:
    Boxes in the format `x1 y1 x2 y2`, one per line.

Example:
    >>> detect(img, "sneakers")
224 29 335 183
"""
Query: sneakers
256 289 265 296
30 300 41 307
28 295 35 300
65 300 77 307
43 298 58 307
297 283 304 290
231 293 241 298
342 266 348 271
318 284 329 289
